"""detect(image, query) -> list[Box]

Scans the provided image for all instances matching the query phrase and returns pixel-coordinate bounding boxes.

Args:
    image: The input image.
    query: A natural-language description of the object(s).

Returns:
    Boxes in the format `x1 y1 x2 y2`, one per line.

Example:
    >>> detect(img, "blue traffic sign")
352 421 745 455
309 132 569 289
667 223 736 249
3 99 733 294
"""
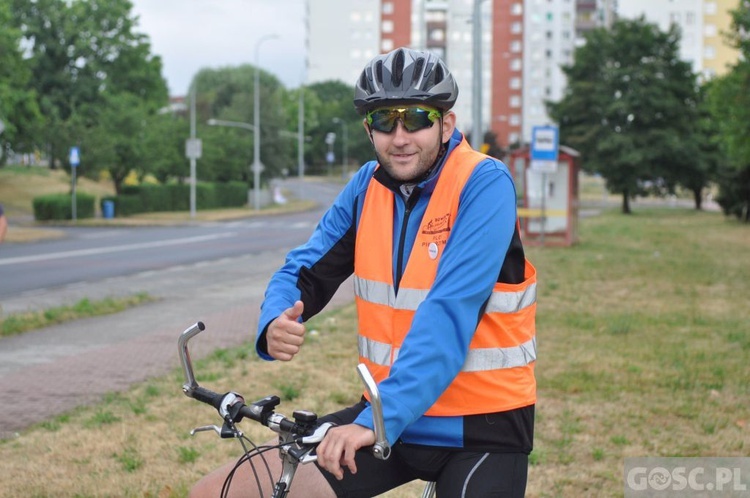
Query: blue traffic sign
69 146 80 167
531 126 559 162
530 125 559 172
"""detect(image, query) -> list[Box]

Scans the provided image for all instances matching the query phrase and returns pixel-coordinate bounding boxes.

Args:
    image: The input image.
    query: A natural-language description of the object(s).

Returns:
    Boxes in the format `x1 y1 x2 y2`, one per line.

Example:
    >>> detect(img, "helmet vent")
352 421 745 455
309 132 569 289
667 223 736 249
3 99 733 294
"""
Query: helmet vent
434 63 444 84
413 57 425 87
375 60 384 89
391 49 405 86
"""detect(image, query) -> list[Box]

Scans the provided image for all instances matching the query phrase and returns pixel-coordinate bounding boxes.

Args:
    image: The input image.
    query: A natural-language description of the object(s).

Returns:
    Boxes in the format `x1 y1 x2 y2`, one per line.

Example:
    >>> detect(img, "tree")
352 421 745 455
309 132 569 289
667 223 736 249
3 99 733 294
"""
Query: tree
706 0 750 221
76 93 150 194
0 0 41 161
548 17 697 213
192 65 289 185
10 0 168 170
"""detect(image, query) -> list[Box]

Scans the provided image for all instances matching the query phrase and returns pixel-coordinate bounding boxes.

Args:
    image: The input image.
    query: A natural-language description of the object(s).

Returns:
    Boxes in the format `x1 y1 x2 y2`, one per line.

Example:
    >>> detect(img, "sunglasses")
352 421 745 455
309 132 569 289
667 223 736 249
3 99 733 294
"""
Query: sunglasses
366 106 442 133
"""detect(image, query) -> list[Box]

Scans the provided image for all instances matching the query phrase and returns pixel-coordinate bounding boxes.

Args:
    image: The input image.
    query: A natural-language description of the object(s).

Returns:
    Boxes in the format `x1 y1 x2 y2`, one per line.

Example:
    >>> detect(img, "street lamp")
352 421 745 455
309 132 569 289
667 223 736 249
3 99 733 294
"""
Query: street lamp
252 34 279 210
332 117 348 178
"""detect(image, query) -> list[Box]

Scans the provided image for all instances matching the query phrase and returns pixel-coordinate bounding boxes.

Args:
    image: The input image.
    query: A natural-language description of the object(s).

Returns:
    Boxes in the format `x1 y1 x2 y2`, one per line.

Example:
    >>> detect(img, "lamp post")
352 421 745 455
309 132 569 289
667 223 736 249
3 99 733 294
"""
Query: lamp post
332 117 348 178
471 0 486 151
252 34 279 210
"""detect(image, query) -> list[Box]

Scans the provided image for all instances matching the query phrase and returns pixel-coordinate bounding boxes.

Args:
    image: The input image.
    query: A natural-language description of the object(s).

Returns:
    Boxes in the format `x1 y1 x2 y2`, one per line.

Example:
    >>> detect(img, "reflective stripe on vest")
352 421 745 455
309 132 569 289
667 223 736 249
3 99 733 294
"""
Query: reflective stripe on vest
359 335 537 371
354 136 537 416
354 275 537 313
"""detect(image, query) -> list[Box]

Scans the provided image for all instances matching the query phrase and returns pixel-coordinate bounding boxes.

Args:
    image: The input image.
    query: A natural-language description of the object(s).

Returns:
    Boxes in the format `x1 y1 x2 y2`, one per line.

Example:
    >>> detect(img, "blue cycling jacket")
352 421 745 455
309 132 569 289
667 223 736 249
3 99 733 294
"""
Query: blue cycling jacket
256 128 534 452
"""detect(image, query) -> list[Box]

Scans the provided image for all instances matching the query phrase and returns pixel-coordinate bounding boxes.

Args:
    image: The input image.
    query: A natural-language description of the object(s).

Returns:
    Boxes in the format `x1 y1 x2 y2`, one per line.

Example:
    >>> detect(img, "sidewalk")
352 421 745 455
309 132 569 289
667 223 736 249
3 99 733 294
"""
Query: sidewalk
0 250 354 438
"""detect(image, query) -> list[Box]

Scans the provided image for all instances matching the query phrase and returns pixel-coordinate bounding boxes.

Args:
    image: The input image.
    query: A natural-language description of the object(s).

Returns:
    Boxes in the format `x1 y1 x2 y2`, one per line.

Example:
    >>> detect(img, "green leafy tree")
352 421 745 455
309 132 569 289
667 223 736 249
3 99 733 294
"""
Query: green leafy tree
548 17 697 213
10 0 167 171
706 0 750 221
192 65 289 185
76 93 150 194
0 0 41 160
142 112 190 184
303 80 369 174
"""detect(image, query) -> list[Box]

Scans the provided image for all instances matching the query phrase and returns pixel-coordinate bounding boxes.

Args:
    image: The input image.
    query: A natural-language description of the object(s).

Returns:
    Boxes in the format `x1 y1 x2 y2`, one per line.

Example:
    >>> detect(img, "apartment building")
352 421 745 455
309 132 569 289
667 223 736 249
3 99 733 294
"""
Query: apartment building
309 0 748 148
616 0 741 79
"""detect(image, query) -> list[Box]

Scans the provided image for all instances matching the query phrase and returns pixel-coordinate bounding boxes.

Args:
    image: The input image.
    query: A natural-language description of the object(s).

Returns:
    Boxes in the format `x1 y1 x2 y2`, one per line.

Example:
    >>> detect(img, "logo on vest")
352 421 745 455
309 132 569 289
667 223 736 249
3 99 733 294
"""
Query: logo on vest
422 214 451 235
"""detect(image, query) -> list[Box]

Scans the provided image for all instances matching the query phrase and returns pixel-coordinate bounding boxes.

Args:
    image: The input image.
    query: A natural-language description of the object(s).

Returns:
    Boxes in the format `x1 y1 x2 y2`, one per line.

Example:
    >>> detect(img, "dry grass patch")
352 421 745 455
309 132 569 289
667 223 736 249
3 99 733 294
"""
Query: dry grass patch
0 208 747 497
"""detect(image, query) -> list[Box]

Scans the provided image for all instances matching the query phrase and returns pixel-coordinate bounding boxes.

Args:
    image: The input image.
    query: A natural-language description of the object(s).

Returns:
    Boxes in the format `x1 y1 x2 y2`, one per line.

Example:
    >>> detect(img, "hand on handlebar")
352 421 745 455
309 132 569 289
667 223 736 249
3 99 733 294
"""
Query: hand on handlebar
316 424 376 480
267 301 306 361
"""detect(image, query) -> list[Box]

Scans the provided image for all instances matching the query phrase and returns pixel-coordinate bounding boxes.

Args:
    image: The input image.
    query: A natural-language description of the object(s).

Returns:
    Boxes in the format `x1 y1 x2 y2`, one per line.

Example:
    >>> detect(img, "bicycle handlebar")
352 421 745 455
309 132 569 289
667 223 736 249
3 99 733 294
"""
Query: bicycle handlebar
177 321 391 462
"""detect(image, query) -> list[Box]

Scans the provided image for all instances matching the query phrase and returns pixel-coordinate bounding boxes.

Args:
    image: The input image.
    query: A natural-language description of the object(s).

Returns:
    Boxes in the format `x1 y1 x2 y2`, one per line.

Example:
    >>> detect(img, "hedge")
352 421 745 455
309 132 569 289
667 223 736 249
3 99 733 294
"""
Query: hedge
101 182 247 217
32 193 96 221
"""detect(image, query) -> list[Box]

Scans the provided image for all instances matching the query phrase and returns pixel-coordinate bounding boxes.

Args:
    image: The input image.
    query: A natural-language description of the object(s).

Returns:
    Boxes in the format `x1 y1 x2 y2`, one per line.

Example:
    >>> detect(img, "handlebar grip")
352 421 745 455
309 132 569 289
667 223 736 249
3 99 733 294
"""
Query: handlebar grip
190 386 224 410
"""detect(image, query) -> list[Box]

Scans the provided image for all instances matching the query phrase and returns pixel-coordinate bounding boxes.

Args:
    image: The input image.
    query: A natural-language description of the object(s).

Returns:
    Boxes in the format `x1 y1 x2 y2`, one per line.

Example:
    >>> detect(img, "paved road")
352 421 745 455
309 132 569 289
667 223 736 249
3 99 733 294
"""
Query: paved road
0 179 354 438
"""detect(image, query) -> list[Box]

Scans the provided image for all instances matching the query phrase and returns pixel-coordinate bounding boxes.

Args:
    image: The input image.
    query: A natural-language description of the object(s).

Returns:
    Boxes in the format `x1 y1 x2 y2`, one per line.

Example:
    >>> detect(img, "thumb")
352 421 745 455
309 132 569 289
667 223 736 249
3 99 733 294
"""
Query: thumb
283 300 304 321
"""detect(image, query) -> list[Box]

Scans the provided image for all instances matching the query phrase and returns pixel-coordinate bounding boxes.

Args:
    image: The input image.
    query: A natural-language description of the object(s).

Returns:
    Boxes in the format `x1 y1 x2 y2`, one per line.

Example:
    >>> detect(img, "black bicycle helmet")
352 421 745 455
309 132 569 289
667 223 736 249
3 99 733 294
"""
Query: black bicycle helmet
353 47 459 115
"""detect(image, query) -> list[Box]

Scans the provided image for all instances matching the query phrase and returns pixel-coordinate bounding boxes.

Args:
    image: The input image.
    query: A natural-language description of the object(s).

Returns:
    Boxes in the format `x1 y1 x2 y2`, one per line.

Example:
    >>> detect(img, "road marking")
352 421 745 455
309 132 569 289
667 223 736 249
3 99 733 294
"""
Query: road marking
0 232 237 266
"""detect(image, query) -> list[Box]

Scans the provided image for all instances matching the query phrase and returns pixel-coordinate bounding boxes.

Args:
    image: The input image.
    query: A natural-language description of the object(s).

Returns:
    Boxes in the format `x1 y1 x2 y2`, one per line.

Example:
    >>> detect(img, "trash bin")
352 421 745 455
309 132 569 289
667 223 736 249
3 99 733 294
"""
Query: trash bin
102 200 115 219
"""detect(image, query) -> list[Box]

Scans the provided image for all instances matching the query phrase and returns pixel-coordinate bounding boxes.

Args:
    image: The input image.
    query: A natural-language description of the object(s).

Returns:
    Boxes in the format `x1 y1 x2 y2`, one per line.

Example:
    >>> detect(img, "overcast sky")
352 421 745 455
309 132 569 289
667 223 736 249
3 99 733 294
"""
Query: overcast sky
129 0 307 96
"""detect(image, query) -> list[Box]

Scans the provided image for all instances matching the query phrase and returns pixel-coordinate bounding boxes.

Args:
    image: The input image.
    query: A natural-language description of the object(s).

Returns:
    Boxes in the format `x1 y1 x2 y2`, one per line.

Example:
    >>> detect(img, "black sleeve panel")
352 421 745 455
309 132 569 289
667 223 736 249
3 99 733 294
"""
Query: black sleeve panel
297 221 357 321
498 223 526 285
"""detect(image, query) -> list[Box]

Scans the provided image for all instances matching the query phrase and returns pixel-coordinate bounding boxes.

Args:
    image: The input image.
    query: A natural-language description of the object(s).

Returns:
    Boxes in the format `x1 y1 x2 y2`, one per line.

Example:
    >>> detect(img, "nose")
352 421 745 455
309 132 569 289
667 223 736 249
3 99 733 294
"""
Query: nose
391 120 410 144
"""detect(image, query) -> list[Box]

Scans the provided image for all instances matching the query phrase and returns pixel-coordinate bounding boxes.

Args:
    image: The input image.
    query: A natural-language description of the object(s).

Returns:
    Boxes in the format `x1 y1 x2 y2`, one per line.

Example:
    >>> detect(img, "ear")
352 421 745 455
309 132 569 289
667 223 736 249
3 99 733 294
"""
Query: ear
441 111 456 142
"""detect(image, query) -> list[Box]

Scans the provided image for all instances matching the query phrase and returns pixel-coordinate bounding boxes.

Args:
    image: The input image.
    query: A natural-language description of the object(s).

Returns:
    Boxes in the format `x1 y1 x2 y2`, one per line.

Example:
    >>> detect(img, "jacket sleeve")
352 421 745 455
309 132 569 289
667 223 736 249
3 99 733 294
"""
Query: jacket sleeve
255 166 375 360
353 159 519 444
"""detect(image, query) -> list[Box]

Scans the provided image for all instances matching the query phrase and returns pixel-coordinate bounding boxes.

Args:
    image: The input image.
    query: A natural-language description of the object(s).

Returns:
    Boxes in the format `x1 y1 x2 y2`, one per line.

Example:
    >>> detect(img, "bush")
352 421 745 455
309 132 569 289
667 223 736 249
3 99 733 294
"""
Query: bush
105 182 247 217
33 193 96 221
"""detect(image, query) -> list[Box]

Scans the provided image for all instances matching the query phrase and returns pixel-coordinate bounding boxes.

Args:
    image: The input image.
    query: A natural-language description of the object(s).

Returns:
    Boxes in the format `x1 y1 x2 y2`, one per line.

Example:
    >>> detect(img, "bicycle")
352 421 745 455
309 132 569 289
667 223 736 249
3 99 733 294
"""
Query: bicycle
178 321 437 498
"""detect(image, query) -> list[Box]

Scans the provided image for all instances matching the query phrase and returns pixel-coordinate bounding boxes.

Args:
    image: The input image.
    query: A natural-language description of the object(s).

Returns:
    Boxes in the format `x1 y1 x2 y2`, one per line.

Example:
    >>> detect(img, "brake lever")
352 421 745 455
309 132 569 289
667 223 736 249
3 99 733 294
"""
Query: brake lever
191 421 244 439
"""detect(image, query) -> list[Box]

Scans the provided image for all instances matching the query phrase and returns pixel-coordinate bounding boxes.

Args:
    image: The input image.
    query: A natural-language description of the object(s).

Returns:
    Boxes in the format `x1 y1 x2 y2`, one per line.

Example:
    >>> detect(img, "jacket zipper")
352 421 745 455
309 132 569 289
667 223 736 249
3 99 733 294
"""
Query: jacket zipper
394 190 421 293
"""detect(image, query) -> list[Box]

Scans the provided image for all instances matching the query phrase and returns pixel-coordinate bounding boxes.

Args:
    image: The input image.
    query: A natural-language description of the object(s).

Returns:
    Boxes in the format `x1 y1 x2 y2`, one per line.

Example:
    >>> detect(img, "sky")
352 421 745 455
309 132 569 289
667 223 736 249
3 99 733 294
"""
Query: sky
129 0 308 96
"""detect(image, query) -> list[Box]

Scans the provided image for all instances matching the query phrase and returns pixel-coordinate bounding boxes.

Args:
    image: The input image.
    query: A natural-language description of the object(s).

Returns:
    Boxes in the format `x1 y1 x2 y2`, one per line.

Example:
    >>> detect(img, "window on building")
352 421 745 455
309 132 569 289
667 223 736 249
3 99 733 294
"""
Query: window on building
511 3 523 15
511 58 523 70
704 24 717 37
511 21 522 34
430 28 445 42
426 11 447 22
510 95 521 107
510 77 521 89
704 46 716 59
382 2 394 14
705 2 717 15
510 114 521 126
382 20 394 33
686 12 695 25
511 40 522 52
382 39 394 52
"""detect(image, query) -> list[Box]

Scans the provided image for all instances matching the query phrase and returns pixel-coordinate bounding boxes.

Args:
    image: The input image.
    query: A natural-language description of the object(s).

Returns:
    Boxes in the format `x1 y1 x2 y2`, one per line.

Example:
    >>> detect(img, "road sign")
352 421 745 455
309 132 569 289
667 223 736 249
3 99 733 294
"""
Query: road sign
185 138 202 160
530 125 559 173
69 146 80 168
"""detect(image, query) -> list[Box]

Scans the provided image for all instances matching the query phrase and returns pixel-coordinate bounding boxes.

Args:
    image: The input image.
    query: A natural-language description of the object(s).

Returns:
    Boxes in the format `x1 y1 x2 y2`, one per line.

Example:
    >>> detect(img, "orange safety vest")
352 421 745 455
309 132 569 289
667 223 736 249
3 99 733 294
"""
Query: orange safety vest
354 138 537 416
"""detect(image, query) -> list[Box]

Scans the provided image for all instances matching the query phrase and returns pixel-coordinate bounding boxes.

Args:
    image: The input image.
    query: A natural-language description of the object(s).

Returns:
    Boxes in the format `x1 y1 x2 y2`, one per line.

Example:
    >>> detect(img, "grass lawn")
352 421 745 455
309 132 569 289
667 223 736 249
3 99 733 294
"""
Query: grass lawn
0 207 747 497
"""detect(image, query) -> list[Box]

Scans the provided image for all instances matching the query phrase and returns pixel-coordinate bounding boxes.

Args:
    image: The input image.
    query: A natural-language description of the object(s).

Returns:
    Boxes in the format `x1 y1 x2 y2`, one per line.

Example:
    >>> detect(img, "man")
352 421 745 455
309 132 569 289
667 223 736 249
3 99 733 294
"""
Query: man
192 47 536 497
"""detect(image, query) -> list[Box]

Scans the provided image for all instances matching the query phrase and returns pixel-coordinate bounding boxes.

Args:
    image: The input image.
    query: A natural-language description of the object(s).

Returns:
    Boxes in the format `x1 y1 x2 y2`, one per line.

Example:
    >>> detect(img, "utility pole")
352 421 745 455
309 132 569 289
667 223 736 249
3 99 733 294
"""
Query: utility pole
471 0 483 151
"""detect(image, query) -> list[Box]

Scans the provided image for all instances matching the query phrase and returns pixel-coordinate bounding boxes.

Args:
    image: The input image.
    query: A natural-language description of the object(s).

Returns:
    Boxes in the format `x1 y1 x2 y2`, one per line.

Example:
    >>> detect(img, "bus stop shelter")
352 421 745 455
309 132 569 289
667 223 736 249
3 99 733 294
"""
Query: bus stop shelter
508 145 580 246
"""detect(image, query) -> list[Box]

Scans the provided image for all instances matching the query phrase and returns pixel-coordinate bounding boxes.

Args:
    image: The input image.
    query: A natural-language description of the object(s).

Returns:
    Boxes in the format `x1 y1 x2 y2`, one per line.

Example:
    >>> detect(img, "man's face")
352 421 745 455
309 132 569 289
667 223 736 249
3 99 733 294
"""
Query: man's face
364 105 456 183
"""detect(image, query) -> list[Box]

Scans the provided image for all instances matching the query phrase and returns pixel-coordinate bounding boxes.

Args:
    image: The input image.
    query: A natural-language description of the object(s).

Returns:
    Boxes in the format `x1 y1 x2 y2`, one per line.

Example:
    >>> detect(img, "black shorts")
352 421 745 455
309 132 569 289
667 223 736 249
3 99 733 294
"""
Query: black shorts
315 401 528 498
